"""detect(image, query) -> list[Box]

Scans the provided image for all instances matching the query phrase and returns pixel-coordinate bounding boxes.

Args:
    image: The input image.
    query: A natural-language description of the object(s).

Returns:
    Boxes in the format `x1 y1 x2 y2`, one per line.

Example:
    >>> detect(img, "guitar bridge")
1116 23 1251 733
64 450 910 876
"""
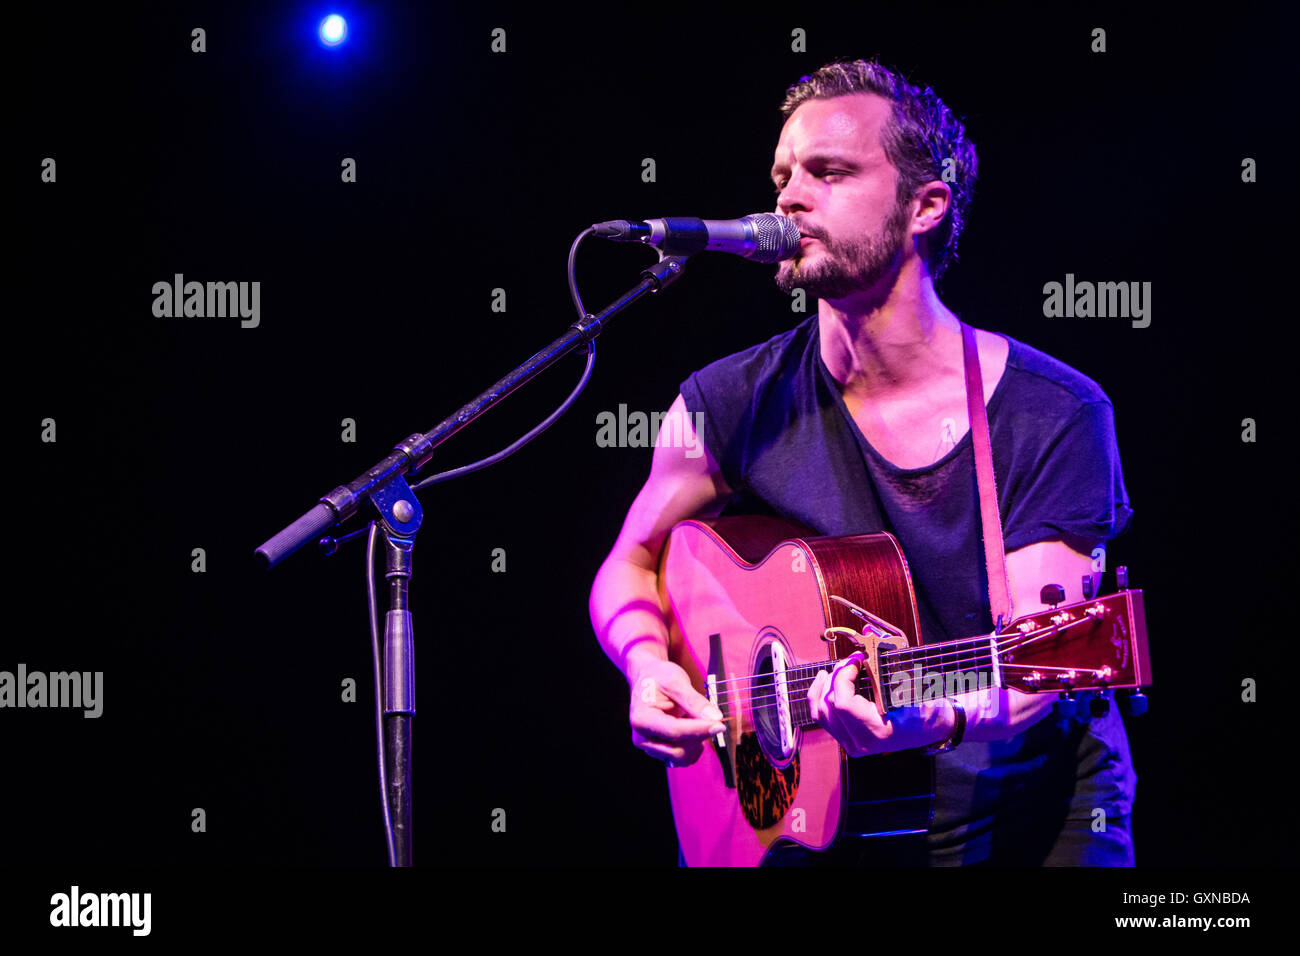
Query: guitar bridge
707 633 737 790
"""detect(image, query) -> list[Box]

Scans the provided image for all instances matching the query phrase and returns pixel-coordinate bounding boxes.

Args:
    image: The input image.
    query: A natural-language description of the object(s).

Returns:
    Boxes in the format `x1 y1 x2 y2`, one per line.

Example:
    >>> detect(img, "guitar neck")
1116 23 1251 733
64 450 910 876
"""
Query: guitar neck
786 589 1147 724
873 631 1005 711
780 632 1001 729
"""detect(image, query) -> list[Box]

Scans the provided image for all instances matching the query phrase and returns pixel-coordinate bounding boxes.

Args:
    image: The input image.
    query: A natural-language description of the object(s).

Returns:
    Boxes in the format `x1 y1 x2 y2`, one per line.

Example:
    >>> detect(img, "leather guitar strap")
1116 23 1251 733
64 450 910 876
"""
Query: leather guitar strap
961 322 1013 632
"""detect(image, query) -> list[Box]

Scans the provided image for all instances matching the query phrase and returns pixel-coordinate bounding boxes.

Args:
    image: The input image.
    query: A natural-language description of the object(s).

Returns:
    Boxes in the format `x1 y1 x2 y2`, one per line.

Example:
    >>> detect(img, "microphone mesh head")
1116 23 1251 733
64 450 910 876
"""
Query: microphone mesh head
744 213 801 263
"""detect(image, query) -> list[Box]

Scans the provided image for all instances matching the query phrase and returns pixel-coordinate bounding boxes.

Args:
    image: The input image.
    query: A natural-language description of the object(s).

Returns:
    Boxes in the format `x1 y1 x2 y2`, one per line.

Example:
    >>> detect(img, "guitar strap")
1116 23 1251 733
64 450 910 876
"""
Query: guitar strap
961 322 1013 632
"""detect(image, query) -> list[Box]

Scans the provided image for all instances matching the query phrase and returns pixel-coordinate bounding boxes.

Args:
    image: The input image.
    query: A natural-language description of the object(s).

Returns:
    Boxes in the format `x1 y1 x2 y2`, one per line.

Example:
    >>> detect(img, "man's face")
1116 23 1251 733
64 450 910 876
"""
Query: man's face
771 93 912 301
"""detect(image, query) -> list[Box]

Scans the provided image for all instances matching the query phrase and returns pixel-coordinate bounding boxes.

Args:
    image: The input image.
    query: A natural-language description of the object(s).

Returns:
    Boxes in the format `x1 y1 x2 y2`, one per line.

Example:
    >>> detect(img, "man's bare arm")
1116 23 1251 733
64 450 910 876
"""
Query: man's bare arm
589 393 732 678
589 394 735 765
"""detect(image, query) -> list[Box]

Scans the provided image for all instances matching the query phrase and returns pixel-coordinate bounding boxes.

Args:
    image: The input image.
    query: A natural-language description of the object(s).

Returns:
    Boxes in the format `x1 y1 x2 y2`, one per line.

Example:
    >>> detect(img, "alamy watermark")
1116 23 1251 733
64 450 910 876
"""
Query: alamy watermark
50 886 150 936
887 666 1002 718
1042 273 1151 328
1 664 103 717
152 274 260 328
595 404 706 458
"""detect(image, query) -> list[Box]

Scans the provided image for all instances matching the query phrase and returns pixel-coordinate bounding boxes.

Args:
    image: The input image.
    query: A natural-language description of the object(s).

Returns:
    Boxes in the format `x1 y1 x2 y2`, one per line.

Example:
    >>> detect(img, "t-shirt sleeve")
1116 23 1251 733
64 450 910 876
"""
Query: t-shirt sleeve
679 362 751 493
1002 399 1134 553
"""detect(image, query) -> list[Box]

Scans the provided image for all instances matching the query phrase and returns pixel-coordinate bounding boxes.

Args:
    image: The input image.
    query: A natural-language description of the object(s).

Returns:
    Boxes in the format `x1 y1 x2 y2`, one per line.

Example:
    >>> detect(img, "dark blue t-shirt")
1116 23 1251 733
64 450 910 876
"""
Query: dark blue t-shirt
679 313 1138 865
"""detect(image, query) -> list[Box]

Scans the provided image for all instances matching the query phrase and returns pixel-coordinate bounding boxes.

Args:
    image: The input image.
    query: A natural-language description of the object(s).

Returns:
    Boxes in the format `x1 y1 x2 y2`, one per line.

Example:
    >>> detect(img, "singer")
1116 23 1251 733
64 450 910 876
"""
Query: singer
589 58 1138 866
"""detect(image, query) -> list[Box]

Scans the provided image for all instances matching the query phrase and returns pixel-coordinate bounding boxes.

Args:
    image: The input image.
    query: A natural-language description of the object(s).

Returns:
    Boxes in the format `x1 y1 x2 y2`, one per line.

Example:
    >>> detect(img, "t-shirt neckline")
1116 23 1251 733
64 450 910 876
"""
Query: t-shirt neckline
812 327 1016 476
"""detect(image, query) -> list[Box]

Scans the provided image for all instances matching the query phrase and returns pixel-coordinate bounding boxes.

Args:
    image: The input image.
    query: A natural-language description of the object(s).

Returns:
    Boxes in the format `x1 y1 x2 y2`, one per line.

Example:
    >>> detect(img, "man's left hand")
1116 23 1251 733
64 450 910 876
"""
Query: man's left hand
806 652 952 756
808 650 1059 754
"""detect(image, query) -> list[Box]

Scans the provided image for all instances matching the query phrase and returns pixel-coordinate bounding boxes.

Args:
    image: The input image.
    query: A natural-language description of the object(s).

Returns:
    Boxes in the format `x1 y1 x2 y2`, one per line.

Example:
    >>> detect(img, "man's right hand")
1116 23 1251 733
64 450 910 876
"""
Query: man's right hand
627 657 726 768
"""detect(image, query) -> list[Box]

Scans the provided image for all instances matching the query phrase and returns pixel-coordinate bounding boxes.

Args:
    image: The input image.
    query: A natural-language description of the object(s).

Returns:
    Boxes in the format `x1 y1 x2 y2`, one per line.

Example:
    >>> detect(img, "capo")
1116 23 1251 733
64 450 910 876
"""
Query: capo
829 594 908 642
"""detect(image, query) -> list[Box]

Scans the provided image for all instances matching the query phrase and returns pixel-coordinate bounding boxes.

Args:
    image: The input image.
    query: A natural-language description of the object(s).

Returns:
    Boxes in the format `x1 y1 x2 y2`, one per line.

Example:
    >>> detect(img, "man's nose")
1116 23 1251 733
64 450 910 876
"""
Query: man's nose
776 173 810 214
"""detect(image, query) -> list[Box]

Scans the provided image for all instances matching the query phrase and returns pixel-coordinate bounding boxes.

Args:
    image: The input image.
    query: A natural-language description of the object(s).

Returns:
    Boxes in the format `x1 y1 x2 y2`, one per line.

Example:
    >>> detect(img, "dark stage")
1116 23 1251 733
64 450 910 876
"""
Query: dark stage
7 0 1293 932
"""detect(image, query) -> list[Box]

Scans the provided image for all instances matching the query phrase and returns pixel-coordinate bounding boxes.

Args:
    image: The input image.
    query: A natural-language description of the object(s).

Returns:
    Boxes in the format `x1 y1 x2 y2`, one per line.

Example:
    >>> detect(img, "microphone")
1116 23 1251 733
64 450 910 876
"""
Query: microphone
591 214 801 263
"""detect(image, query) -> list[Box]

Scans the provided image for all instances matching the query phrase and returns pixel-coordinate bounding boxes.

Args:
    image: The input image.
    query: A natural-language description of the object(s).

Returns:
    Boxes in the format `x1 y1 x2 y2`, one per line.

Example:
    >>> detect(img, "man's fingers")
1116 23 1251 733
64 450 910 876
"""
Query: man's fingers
650 674 723 722
808 670 828 724
831 653 864 709
634 736 688 763
635 733 706 767
634 706 725 743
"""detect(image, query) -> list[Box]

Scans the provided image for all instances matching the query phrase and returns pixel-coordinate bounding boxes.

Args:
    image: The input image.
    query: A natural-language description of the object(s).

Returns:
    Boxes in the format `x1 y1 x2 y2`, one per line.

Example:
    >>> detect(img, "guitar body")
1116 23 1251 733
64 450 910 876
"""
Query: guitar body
658 515 934 867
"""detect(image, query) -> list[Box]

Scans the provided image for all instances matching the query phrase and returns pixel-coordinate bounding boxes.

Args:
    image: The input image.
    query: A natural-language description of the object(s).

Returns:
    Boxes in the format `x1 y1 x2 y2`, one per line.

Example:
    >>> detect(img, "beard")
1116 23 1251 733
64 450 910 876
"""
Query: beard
774 200 911 300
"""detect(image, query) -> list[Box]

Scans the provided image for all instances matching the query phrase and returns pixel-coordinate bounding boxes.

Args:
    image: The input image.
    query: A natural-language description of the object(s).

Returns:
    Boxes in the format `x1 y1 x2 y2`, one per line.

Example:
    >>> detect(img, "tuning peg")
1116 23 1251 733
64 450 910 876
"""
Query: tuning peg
1116 566 1129 590
1054 693 1076 719
1089 693 1111 718
1123 690 1148 716
1040 583 1066 607
1081 573 1095 600
1073 691 1094 723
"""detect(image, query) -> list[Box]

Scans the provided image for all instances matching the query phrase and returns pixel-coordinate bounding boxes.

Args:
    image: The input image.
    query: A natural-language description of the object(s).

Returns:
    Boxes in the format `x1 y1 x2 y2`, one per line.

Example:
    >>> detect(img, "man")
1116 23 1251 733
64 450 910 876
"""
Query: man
588 59 1136 865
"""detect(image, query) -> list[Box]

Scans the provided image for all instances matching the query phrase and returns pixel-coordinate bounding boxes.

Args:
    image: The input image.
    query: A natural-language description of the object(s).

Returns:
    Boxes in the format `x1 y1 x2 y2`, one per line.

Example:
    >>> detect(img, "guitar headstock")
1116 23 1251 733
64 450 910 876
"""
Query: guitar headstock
998 587 1150 696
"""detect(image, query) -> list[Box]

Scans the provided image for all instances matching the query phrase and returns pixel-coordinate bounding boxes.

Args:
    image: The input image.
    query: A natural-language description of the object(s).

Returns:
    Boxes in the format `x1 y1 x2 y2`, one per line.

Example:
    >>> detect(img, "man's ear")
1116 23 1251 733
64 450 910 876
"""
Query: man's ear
908 181 951 267
913 180 952 237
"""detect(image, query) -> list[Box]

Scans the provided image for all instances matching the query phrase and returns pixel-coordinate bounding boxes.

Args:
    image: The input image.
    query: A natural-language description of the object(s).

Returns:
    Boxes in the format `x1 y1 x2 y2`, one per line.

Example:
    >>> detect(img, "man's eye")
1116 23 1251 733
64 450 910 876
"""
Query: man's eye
772 181 787 194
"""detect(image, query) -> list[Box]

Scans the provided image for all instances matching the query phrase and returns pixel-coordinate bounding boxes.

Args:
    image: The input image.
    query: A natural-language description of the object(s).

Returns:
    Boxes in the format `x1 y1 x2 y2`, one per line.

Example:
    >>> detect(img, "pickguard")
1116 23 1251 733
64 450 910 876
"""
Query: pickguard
735 732 799 829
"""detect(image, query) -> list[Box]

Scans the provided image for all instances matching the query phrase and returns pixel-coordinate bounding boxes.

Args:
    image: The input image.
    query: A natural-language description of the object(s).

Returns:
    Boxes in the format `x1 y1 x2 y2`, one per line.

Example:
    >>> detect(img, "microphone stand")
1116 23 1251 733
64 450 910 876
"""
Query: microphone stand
254 253 689 865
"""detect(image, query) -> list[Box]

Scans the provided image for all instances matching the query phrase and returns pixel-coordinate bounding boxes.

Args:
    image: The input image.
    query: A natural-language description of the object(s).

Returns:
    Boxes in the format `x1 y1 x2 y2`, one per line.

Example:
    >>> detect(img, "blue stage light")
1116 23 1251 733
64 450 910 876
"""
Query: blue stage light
319 14 348 46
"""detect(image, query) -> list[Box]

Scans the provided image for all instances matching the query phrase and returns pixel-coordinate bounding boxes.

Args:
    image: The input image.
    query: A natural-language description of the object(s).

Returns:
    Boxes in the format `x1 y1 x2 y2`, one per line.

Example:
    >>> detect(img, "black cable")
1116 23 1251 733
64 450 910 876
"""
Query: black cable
568 226 594 317
364 520 398 866
370 228 601 863
408 227 599 492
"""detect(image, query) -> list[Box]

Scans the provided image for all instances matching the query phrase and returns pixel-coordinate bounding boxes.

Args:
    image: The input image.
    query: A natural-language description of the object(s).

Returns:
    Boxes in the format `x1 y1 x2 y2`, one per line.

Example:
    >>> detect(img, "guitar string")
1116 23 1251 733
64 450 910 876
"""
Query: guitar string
881 616 1099 661
703 631 1022 690
713 659 1107 706
704 616 1100 695
730 671 1111 727
701 615 1115 718
705 646 988 691
767 662 1120 719
886 615 1099 664
722 673 986 708
882 610 1103 659
718 671 995 708
717 661 1118 714
713 657 996 700
746 678 1108 728
712 652 1111 706
708 645 1010 696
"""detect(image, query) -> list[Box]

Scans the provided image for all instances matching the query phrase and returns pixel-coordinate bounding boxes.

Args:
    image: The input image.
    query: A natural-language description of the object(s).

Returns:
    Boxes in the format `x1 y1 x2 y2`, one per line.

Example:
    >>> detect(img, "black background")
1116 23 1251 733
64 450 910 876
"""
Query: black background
10 0 1295 876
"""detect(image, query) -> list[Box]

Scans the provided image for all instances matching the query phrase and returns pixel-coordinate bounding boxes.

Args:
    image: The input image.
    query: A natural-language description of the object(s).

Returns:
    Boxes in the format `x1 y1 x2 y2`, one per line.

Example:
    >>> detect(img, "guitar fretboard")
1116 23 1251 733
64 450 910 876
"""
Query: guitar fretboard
741 633 1004 730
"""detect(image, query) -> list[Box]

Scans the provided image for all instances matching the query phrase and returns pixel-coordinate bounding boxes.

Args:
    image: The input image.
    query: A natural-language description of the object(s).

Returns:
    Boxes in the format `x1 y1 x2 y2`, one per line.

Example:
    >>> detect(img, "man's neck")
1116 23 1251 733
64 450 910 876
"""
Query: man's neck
817 267 963 399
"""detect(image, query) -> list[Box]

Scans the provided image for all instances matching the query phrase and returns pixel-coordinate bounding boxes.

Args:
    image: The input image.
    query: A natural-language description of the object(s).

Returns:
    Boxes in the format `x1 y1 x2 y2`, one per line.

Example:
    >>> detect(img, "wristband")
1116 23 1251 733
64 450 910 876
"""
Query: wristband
923 700 966 755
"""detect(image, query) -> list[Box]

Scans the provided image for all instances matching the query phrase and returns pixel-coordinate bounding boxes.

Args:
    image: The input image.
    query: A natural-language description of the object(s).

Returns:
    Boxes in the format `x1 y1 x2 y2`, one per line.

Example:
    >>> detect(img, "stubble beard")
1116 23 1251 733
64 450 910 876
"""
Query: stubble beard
774 200 912 301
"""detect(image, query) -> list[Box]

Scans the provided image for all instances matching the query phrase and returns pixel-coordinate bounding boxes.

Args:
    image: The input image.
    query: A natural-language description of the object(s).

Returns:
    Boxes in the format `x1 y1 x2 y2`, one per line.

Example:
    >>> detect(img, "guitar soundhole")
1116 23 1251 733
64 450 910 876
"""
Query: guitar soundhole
751 653 783 761
750 635 800 765
735 732 799 830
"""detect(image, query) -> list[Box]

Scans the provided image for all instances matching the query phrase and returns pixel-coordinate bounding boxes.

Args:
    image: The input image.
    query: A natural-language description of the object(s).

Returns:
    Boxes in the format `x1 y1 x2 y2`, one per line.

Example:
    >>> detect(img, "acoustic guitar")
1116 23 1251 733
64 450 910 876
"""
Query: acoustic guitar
657 515 1151 867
